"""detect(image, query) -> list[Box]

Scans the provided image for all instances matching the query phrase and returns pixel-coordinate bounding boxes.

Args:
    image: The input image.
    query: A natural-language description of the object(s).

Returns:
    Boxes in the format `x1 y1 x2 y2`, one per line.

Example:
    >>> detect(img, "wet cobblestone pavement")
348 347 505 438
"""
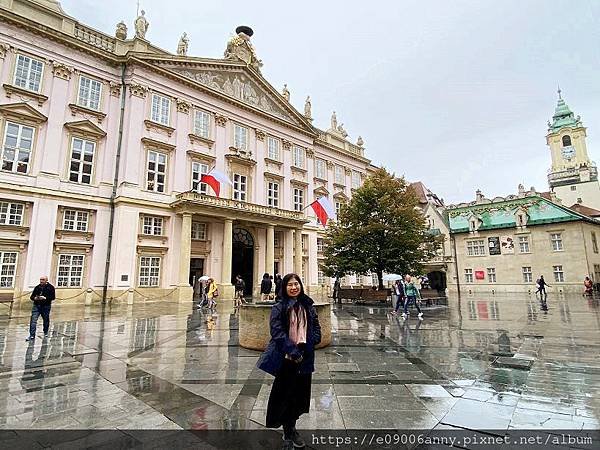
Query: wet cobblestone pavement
0 293 599 438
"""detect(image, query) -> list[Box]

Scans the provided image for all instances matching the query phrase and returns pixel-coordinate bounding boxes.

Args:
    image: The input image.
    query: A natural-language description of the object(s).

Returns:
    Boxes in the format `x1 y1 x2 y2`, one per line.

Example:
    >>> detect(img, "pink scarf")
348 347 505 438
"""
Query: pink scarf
288 303 307 345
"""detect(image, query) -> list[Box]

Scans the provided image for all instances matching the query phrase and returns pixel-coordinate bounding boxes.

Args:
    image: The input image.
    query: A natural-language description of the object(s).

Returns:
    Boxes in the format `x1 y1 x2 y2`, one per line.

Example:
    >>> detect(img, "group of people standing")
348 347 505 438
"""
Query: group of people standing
260 273 283 301
389 275 424 319
193 277 218 309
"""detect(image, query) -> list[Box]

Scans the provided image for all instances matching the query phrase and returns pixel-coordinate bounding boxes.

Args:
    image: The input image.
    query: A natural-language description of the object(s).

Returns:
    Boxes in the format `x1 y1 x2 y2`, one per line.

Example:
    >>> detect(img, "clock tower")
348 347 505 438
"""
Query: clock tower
546 89 600 210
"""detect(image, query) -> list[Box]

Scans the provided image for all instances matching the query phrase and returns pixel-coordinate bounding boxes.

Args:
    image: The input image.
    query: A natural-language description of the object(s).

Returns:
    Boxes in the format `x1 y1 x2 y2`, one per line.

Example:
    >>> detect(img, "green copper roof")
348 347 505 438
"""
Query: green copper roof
448 196 591 233
548 90 582 133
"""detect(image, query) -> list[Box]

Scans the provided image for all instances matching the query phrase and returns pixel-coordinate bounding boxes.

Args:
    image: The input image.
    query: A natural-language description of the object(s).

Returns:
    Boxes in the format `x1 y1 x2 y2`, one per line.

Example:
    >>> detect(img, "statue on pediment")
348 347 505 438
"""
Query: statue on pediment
357 136 364 147
304 96 312 120
135 10 149 39
331 111 338 130
115 21 127 40
224 26 263 72
282 84 290 101
177 32 189 56
337 123 348 138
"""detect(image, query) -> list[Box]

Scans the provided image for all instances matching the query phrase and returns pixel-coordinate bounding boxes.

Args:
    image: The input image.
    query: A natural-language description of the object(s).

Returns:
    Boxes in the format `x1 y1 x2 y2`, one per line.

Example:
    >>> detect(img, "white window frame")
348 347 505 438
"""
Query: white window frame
191 161 209 194
191 222 207 241
151 93 171 126
293 187 305 212
292 146 305 168
139 256 161 287
233 124 248 150
317 238 324 253
553 265 564 282
233 173 247 201
351 170 361 189
2 122 34 174
0 201 24 226
518 235 530 253
267 136 280 161
77 75 102 111
146 150 167 193
334 165 345 184
63 210 89 232
522 266 532 283
193 110 210 138
14 54 44 93
550 233 563 251
142 216 163 236
317 268 325 285
57 254 85 288
69 137 96 184
464 268 473 283
315 158 326 179
267 180 279 208
487 267 496 283
335 201 342 216
466 239 486 256
0 251 18 288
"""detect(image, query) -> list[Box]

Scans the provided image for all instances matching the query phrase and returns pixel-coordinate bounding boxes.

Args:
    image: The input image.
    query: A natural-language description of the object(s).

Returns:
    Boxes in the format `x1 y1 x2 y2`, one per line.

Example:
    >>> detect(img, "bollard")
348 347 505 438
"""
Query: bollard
127 288 134 305
84 288 93 306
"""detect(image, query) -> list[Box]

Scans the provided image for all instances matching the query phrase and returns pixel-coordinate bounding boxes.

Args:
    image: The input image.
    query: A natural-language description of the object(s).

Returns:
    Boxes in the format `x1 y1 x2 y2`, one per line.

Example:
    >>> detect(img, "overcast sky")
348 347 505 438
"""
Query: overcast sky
62 0 600 203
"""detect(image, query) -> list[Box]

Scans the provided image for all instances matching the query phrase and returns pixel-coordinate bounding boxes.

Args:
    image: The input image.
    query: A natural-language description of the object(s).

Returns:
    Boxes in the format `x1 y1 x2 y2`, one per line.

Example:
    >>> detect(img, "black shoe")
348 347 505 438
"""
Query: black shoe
281 439 294 450
283 430 305 448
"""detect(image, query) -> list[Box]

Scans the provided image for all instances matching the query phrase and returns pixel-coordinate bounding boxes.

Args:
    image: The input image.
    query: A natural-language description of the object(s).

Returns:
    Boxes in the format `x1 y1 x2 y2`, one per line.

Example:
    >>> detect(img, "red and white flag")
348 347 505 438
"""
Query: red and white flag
309 197 337 226
200 169 233 198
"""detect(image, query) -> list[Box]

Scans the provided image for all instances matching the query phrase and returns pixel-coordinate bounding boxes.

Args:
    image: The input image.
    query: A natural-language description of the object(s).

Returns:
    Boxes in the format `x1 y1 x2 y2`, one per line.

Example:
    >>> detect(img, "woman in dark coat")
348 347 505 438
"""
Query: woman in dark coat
260 272 273 301
257 273 321 449
274 274 283 299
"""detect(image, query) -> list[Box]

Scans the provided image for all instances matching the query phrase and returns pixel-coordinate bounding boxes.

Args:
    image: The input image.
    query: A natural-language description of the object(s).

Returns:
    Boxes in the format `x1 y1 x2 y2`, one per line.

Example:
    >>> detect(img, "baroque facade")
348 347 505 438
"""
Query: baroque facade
0 0 371 302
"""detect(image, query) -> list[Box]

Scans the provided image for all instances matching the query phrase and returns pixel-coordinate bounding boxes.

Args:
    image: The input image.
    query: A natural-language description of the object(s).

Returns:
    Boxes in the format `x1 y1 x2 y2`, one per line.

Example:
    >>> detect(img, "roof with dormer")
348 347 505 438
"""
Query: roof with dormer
548 90 583 133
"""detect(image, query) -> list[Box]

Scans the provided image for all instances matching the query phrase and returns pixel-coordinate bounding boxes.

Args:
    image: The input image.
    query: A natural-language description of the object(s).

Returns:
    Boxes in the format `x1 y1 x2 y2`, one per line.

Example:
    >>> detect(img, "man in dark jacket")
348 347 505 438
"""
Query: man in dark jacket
26 276 55 341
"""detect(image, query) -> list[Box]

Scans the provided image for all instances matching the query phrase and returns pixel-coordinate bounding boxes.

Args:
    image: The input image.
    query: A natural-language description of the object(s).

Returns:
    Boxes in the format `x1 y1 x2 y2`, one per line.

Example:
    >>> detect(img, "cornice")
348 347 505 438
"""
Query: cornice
188 133 214 148
186 149 216 163
68 103 106 124
141 137 176 152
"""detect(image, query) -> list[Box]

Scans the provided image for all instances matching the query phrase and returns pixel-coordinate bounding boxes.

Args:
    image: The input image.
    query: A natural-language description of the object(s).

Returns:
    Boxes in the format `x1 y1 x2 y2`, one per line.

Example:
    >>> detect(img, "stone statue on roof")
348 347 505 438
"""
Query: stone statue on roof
115 21 127 40
224 26 263 72
357 136 364 147
337 123 348 138
134 10 149 39
282 84 290 101
331 111 338 130
304 96 312 120
177 32 189 56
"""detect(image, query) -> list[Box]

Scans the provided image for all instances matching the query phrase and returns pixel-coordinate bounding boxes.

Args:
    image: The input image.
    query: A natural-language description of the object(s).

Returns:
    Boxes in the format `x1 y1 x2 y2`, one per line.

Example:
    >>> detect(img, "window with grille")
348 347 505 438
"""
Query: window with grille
151 93 170 125
301 234 308 251
274 232 281 248
0 201 24 226
335 201 342 216
77 76 102 110
315 158 326 179
522 266 532 283
2 122 34 174
351 171 361 189
464 269 473 283
550 233 563 251
69 137 95 184
0 252 17 288
234 124 248 150
267 136 280 161
553 265 564 282
14 54 44 92
594 264 600 282
317 238 324 253
233 173 247 201
191 222 206 240
194 110 210 138
292 146 305 168
191 161 208 194
267 181 279 208
57 254 84 287
335 165 344 184
317 269 325 285
63 210 89 231
466 240 486 256
139 256 160 287
293 187 304 211
518 236 530 253
487 267 496 283
146 150 167 193
142 216 163 235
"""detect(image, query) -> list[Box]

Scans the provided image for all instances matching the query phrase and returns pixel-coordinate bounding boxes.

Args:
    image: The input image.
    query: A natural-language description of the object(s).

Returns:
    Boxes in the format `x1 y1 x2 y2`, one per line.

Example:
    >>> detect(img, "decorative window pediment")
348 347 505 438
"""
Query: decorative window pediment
468 214 482 232
0 102 47 124
515 207 529 227
64 120 106 139
333 191 349 201
314 186 330 197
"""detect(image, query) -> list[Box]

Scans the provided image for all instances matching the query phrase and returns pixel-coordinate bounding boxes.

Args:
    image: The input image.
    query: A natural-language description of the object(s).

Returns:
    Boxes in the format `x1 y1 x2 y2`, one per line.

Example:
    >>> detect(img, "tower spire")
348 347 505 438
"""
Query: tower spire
557 83 562 99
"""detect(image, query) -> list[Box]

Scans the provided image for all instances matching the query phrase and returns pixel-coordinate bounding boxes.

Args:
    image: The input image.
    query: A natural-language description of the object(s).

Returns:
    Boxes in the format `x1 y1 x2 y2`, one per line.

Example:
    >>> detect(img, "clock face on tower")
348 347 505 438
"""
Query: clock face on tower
561 146 575 160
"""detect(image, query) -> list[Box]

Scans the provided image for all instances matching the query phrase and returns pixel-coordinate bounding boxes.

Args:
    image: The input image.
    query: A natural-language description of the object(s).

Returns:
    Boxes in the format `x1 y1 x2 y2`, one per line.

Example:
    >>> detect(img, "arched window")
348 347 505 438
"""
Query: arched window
562 135 572 147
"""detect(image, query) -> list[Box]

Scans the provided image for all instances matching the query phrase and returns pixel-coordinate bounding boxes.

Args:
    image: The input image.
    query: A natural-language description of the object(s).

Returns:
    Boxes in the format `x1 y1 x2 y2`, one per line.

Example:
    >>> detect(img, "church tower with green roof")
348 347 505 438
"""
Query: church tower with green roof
546 88 600 210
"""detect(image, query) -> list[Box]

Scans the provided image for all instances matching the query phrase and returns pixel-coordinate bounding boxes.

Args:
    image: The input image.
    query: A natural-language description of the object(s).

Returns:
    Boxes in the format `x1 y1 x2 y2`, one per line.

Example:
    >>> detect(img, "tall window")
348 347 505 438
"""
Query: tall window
594 264 600 282
351 171 361 189
191 222 206 240
518 236 530 253
317 238 324 253
335 165 344 184
274 232 282 248
194 110 210 138
592 232 599 253
139 256 160 287
14 54 44 92
142 216 163 235
550 233 563 251
234 124 248 150
63 210 89 232
466 240 486 256
292 146 305 168
146 150 167 193
464 268 473 283
562 135 572 147
233 174 247 201
0 201 24 226
335 201 342 216
487 267 496 283
522 266 532 283
317 269 325 285
191 161 208 194
553 265 564 282
267 136 280 161
315 158 326 179
57 254 84 287
2 122 34 174
293 187 304 211
69 137 95 184
151 93 170 125
267 181 279 208
77 76 102 110
0 252 17 288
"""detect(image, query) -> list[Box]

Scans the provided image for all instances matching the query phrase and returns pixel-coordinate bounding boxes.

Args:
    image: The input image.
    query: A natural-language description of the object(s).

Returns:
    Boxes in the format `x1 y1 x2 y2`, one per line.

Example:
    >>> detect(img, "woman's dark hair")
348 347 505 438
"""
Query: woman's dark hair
263 272 269 279
280 273 305 300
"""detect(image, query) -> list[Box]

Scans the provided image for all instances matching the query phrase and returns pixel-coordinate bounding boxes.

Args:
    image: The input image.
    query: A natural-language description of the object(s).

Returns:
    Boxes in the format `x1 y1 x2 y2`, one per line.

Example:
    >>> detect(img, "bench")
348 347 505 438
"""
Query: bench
0 293 14 315
337 287 390 304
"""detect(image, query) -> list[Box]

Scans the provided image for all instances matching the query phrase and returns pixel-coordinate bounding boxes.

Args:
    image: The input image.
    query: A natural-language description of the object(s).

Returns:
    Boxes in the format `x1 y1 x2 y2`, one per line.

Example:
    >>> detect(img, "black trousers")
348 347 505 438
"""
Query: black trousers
266 359 311 431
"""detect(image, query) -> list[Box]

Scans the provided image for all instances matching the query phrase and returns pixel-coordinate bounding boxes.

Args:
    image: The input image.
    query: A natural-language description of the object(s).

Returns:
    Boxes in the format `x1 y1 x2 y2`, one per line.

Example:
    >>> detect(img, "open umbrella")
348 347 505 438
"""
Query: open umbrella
198 275 210 282
382 274 403 281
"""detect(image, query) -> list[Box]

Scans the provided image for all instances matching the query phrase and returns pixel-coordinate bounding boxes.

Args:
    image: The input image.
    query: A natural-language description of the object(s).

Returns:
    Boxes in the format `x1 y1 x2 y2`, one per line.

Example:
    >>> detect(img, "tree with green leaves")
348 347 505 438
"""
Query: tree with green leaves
322 167 442 289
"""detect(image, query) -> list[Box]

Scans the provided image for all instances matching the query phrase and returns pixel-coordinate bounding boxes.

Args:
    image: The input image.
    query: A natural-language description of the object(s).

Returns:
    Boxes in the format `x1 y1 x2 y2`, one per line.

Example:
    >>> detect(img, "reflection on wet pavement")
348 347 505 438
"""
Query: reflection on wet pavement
0 293 599 433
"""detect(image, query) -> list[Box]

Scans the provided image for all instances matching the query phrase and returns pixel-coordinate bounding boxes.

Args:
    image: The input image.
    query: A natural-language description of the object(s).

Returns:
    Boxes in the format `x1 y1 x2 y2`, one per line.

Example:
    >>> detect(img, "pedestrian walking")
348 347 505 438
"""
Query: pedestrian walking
261 273 273 301
402 275 423 320
584 276 593 296
207 278 218 309
26 276 55 341
333 277 341 304
536 275 550 298
193 277 203 305
390 278 406 315
274 274 283 299
257 273 321 450
234 275 246 308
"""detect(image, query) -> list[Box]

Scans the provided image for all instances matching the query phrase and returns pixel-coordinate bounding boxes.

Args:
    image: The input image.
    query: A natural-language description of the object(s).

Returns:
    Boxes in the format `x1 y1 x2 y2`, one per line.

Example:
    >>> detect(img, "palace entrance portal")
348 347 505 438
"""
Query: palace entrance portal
232 227 254 295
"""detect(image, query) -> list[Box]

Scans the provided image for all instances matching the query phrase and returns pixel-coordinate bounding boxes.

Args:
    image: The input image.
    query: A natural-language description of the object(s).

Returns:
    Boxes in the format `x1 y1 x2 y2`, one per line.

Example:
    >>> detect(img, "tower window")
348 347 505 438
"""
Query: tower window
562 135 572 147
570 186 577 191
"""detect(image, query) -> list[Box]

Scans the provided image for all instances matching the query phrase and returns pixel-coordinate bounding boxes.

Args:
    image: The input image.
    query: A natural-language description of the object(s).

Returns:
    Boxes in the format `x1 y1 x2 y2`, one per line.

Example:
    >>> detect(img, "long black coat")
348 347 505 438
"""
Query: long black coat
257 294 321 376
260 278 273 295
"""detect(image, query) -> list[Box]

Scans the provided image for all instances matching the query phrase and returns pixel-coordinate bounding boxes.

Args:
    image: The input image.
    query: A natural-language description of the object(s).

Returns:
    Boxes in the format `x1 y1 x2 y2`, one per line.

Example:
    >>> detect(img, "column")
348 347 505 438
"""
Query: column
266 225 275 275
294 228 303 276
221 219 233 284
284 229 294 274
179 213 192 286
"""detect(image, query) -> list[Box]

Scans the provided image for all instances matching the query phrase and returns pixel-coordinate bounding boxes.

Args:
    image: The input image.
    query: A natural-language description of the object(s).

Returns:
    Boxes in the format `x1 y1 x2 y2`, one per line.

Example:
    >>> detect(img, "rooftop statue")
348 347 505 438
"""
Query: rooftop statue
282 84 290 101
135 10 149 39
304 96 312 120
331 111 338 130
177 32 189 56
115 21 127 40
224 26 263 72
